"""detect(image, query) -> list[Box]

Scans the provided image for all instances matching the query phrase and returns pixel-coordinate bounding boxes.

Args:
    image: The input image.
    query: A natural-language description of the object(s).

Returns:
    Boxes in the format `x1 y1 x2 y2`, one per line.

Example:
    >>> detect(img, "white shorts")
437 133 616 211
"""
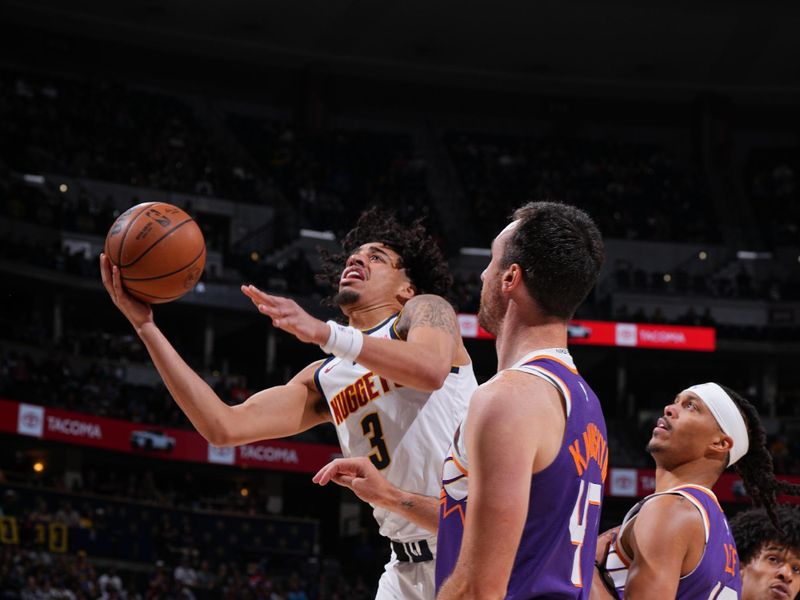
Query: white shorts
375 541 436 600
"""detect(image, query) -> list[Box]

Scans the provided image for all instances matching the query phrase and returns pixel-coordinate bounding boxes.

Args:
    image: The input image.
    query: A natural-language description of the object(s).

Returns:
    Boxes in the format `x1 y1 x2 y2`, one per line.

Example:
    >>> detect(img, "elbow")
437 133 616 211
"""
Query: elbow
419 363 450 392
205 429 233 448
204 416 237 447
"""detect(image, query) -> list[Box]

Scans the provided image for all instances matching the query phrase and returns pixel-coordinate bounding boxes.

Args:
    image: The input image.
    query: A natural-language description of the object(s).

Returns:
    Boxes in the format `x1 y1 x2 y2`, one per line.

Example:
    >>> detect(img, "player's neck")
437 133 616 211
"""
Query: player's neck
494 308 568 370
654 461 720 493
343 302 403 331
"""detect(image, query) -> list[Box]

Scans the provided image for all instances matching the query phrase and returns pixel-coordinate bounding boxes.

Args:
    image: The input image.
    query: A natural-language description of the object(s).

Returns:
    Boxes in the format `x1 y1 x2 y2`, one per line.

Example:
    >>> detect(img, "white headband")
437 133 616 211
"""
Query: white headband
684 383 749 466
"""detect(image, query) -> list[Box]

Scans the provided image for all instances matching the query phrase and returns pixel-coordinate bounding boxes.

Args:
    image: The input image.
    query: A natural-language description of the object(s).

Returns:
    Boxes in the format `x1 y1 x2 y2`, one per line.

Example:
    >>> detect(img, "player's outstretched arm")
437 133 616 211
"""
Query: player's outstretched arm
622 495 704 599
313 457 440 533
438 374 564 600
243 286 462 392
101 255 330 446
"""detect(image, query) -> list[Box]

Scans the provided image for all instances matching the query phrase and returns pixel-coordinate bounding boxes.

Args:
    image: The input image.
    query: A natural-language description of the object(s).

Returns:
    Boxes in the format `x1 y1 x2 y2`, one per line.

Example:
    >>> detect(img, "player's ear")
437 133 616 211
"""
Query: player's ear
710 433 733 459
503 263 523 293
397 280 416 303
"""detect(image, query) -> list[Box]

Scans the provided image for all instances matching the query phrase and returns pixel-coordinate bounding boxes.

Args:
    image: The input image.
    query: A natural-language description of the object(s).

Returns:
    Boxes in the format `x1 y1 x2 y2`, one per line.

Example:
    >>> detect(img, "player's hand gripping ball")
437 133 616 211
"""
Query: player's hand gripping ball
104 202 206 304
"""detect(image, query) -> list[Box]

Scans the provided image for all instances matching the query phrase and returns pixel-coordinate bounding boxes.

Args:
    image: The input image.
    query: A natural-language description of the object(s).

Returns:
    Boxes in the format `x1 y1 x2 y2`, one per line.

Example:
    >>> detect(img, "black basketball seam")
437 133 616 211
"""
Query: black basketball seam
114 202 157 267
121 217 195 268
121 247 206 281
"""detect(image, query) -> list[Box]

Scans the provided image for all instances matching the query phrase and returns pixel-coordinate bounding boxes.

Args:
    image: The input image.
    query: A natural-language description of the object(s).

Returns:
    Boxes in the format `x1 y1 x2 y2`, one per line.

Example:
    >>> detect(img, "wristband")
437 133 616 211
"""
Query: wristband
320 320 364 361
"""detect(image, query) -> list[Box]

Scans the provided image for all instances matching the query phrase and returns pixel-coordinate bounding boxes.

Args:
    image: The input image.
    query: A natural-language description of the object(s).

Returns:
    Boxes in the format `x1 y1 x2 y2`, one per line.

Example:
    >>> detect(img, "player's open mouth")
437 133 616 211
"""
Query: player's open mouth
655 417 670 431
340 266 366 284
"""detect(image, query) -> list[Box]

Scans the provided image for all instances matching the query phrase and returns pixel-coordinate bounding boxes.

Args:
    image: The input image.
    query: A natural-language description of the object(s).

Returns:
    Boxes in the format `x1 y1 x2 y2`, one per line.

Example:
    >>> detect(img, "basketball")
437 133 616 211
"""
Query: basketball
104 202 206 304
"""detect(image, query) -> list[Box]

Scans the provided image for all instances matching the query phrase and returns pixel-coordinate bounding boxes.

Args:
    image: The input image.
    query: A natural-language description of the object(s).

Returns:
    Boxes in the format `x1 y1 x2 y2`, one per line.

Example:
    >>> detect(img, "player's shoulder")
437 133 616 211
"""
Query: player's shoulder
402 294 456 317
636 492 706 533
395 294 458 337
290 359 328 386
484 368 562 397
469 370 561 417
629 492 706 560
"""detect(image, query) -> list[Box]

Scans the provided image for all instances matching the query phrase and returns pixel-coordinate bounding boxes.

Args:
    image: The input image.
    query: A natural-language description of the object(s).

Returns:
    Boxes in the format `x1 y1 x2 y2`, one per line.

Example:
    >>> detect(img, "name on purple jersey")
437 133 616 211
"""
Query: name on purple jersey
724 543 738 577
568 422 609 482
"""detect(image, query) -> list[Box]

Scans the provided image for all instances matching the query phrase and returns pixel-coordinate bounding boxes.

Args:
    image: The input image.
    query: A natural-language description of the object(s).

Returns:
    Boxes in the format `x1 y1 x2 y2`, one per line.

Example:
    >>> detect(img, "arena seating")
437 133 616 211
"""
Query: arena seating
445 132 719 246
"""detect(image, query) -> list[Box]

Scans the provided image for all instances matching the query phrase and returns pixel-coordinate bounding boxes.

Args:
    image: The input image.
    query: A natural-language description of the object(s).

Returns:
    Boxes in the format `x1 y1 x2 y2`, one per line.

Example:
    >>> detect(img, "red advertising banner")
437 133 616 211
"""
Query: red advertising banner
457 314 716 352
607 467 800 504
1 399 341 473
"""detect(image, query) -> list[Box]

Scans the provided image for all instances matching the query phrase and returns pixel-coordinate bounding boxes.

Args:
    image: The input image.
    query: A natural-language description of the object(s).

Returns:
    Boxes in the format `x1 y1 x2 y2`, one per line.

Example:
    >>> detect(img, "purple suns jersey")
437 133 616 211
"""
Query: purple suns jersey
436 348 608 599
605 485 742 599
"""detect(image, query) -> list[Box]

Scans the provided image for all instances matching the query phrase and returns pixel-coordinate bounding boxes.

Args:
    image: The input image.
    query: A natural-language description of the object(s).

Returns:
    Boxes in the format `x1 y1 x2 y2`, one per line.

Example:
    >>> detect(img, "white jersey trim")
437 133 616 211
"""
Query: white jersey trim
501 348 576 417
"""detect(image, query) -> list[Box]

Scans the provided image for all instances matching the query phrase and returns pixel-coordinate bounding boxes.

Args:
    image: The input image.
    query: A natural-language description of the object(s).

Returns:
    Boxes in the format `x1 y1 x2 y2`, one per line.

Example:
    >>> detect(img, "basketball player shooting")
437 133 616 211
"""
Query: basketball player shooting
315 202 608 599
99 207 476 600
593 384 800 599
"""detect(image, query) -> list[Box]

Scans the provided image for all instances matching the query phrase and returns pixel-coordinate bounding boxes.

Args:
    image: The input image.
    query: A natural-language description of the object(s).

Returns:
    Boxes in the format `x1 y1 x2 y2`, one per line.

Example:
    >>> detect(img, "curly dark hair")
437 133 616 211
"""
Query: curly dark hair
317 207 452 306
729 505 800 565
723 385 800 531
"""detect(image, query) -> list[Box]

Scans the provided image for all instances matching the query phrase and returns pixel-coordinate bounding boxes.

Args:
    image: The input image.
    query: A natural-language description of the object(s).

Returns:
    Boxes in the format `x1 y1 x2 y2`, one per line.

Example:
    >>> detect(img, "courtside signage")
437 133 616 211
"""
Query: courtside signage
457 315 716 352
606 467 800 504
0 398 339 473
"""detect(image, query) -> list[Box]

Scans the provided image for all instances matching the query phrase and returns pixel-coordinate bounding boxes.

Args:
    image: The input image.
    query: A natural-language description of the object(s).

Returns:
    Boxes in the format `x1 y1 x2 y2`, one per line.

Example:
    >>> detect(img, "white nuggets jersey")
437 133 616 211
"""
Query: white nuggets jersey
315 313 476 543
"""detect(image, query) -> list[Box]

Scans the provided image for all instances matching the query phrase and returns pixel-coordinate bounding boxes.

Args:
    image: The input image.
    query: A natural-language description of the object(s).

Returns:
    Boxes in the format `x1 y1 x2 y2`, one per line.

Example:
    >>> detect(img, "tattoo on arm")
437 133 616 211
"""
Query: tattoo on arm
396 295 458 340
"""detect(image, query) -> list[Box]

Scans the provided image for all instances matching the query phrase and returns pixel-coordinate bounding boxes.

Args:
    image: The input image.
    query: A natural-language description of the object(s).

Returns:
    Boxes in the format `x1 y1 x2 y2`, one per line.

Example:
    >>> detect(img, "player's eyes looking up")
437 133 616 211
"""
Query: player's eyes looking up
347 245 403 270
673 396 698 411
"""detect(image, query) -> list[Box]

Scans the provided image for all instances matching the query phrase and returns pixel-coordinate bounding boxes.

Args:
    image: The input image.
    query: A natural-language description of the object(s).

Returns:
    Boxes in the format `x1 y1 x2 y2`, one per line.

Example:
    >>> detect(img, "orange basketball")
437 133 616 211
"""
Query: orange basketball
104 202 206 304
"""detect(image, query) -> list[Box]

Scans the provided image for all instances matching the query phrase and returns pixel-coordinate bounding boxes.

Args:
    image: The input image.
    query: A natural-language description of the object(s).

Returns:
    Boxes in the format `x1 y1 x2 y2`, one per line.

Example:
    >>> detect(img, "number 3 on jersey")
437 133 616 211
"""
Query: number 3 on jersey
361 412 391 469
569 479 602 586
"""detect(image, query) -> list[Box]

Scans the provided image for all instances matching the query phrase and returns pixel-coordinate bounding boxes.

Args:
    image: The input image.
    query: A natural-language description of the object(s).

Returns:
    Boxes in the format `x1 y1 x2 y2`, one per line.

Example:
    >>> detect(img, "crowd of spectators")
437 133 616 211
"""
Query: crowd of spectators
611 261 800 301
0 464 380 599
0 545 373 599
3 66 799 326
0 176 115 239
446 132 718 246
748 148 800 247
1 350 183 430
225 115 439 239
237 249 328 299
0 174 229 271
0 70 259 203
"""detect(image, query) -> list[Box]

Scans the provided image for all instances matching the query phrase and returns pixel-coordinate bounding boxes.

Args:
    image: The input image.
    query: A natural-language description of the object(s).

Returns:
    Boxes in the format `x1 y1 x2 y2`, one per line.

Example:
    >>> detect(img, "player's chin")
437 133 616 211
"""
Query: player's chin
645 437 664 454
334 288 360 306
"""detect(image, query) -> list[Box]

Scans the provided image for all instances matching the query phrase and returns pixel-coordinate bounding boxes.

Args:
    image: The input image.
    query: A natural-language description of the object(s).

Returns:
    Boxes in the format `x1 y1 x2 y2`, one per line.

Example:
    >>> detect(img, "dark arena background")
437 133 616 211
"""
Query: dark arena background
1 1 800 597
